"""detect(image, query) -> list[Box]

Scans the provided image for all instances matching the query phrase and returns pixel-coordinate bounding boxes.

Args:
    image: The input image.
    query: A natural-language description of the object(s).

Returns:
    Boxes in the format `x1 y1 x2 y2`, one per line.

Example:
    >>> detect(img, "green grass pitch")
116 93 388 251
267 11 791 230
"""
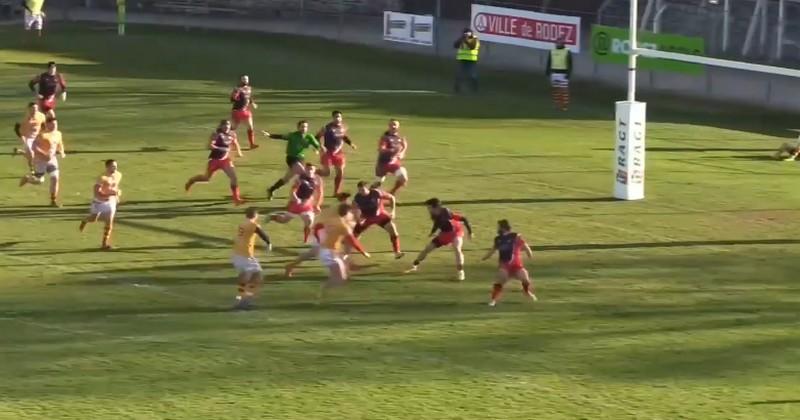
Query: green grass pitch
1 23 799 419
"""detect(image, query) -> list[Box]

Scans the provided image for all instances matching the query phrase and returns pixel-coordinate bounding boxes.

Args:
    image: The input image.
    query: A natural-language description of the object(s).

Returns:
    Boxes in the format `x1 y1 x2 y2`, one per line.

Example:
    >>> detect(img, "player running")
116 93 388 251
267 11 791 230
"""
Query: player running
316 202 370 299
262 120 321 200
352 181 403 259
284 192 351 277
230 74 259 150
184 119 245 205
23 0 46 37
316 110 357 196
405 198 472 281
29 61 67 118
482 219 537 306
13 102 46 171
19 118 65 207
373 119 409 195
267 163 323 243
79 159 122 250
231 207 272 310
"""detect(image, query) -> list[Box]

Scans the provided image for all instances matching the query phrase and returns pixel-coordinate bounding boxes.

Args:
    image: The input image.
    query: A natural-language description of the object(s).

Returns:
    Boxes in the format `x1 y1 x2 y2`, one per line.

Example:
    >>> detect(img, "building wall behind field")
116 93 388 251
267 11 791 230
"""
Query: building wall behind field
54 3 800 113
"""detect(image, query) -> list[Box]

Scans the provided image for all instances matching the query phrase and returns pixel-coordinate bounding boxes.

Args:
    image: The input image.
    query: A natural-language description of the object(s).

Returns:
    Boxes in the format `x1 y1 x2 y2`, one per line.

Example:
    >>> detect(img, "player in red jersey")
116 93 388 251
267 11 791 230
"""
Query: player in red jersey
230 74 258 149
267 163 324 243
482 219 537 306
184 119 244 205
405 198 472 281
317 110 357 196
372 119 408 195
352 181 403 259
29 61 67 118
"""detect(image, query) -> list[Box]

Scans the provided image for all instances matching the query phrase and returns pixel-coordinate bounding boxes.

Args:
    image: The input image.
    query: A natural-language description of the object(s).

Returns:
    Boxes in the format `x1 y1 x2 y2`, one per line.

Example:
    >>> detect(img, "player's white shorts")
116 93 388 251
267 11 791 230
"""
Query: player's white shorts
24 11 44 31
550 73 569 88
232 255 262 274
22 136 36 154
318 248 344 268
33 158 59 178
90 199 117 216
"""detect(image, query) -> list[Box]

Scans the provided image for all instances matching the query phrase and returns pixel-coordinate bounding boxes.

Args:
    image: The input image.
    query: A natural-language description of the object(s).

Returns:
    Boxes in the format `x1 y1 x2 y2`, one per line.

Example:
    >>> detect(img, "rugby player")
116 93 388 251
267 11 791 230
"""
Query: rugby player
184 119 245 205
405 198 472 281
29 61 66 118
230 74 259 149
481 219 537 306
267 163 324 243
352 181 402 259
316 110 356 196
231 207 272 310
79 159 122 250
19 117 64 207
372 119 408 195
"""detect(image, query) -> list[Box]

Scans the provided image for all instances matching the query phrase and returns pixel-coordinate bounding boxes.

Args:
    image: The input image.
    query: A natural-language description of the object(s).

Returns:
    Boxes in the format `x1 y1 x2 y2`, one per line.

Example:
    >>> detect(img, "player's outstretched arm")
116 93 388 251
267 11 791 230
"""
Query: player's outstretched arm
262 131 287 140
256 227 272 252
28 75 39 93
384 192 397 218
14 123 22 139
313 176 324 211
482 246 497 261
346 233 370 258
344 136 356 150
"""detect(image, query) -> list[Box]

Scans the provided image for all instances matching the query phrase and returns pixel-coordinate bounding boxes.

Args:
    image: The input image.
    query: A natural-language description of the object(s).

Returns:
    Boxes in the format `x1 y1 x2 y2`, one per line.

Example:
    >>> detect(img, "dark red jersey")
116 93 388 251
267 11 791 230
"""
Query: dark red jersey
378 131 404 164
208 130 236 160
320 122 349 153
295 174 317 201
495 232 525 267
30 72 66 97
353 189 387 218
230 84 252 111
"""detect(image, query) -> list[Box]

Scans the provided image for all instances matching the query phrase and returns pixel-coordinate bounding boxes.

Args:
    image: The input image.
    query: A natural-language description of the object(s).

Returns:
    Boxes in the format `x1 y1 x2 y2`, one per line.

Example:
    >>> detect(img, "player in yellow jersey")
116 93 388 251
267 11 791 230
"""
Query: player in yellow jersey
19 118 64 206
79 160 122 250
284 192 351 277
316 203 370 299
13 102 46 171
231 207 272 310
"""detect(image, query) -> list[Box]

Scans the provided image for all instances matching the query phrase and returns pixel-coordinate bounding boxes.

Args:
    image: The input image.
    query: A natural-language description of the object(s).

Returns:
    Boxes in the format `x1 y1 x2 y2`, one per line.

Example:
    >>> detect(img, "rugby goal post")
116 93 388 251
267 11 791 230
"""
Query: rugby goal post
614 0 800 201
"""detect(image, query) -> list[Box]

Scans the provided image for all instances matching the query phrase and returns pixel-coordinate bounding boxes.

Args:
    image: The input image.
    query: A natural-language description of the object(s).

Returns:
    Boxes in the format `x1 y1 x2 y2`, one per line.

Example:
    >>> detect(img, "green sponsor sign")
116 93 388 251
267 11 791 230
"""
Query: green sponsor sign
591 24 705 74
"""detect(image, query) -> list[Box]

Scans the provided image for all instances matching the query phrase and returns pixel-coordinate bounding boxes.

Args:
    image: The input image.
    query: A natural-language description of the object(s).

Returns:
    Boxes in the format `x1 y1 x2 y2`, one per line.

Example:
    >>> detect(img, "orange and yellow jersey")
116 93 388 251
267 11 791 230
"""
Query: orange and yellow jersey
233 220 260 258
32 129 63 162
94 171 123 202
320 216 352 252
19 111 46 138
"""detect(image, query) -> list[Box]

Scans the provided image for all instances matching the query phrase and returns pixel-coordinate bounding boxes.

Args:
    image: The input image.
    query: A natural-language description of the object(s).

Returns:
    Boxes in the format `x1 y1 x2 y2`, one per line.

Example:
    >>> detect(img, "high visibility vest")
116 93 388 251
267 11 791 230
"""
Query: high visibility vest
550 48 569 70
457 38 480 62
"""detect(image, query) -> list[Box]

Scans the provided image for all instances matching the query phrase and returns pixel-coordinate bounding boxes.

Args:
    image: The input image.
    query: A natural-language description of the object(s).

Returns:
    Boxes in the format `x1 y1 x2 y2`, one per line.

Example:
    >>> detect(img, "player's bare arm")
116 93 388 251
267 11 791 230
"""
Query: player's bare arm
313 175 324 212
344 135 357 150
385 192 397 218
232 136 243 158
255 226 272 252
481 245 497 261
522 238 534 259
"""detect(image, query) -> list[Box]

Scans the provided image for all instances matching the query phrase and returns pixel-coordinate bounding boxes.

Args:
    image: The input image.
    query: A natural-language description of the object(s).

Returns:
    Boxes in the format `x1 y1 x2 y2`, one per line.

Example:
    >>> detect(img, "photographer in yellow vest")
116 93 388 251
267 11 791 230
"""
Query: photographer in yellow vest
453 28 480 94
546 38 573 111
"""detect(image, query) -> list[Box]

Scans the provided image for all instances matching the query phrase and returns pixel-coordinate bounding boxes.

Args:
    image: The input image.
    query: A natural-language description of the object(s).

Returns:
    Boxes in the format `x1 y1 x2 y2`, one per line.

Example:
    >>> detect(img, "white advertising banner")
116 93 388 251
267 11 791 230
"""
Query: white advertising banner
383 11 434 46
470 4 581 52
613 101 646 200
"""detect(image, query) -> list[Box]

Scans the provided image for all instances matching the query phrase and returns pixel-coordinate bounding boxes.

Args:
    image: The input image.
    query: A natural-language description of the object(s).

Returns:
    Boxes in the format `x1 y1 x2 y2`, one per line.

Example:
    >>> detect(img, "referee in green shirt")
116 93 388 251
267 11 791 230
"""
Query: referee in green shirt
262 120 321 200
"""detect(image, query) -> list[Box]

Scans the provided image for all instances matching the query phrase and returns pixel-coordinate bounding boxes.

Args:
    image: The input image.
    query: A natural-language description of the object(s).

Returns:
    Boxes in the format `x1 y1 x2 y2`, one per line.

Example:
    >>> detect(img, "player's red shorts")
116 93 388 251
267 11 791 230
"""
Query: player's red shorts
376 159 403 177
38 96 56 112
288 200 314 215
231 108 252 123
353 213 392 235
432 230 462 248
500 261 525 276
321 151 346 167
207 158 233 174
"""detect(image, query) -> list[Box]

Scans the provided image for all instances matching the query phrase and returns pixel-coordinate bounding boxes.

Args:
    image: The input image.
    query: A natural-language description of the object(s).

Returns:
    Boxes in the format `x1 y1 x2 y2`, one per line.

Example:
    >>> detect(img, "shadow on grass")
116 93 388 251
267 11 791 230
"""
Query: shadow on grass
749 400 800 405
